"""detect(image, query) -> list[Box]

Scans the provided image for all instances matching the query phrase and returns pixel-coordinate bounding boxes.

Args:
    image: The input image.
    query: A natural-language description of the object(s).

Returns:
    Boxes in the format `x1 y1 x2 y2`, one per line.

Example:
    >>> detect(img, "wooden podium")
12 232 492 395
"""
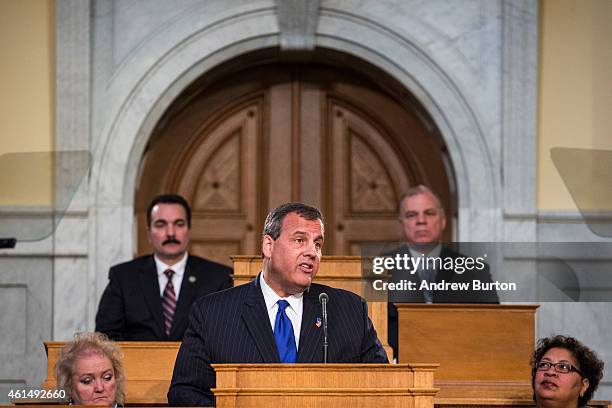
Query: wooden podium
396 304 538 406
212 363 438 408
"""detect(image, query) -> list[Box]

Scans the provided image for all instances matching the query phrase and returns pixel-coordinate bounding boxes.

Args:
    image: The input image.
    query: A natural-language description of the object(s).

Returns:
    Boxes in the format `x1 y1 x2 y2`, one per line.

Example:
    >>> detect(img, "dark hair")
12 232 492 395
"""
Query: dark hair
263 202 324 240
146 194 191 227
531 335 604 407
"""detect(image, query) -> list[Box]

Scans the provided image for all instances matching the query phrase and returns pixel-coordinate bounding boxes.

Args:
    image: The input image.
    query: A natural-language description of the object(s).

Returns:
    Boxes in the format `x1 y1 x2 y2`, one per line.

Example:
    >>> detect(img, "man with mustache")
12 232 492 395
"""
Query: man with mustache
168 203 388 406
95 194 232 341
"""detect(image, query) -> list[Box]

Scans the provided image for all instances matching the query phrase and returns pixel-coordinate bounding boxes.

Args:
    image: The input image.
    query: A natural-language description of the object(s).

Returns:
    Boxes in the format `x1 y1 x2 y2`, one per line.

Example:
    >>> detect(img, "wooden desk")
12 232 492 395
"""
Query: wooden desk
397 304 538 405
43 343 436 407
43 341 179 406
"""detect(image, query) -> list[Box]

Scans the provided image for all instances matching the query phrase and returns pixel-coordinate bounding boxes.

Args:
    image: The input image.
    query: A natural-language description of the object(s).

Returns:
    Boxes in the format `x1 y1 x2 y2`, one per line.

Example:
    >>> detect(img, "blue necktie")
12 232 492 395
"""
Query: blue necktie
274 300 297 363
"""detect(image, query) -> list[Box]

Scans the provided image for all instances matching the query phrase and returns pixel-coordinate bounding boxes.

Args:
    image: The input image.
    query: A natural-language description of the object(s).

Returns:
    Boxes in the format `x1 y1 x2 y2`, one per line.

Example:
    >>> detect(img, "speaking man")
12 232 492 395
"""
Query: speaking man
95 194 232 341
168 202 388 406
388 185 499 359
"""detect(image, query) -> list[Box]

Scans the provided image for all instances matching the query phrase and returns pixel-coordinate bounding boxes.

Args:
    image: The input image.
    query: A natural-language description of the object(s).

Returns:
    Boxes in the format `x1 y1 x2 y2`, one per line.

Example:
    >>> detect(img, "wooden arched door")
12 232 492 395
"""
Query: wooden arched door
136 64 453 266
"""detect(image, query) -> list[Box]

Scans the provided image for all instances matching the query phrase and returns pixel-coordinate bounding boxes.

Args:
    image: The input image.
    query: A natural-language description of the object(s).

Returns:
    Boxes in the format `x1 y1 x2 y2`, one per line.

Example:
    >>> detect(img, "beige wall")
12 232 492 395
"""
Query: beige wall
0 0 55 205
538 0 612 210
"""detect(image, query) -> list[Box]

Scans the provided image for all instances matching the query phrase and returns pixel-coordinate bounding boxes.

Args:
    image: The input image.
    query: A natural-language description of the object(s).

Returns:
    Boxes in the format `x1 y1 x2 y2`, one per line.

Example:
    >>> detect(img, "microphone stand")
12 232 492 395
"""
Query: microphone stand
319 293 329 363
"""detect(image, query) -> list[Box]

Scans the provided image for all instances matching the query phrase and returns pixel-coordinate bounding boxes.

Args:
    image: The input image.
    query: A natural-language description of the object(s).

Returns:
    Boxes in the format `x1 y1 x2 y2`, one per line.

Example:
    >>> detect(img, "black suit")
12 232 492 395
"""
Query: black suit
168 275 388 406
387 245 499 359
95 254 232 341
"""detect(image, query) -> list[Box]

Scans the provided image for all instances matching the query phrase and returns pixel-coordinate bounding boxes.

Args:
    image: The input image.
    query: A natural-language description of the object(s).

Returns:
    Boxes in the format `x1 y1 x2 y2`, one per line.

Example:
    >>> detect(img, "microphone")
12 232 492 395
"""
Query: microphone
319 292 329 363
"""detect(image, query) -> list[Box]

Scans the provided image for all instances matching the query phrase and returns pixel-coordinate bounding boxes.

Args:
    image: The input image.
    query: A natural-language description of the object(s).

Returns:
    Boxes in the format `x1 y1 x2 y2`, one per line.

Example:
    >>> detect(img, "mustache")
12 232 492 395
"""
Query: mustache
162 237 181 245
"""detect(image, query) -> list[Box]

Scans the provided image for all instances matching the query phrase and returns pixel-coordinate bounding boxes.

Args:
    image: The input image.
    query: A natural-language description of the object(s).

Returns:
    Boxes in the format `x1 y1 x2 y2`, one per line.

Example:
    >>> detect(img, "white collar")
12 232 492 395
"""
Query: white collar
408 243 442 259
260 271 303 313
154 252 188 277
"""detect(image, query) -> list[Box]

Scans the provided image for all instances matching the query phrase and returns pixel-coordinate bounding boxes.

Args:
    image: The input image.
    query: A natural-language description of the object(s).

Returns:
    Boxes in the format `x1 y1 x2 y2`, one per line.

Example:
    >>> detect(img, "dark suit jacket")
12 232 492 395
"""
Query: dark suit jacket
167 275 388 406
95 254 232 341
387 245 499 359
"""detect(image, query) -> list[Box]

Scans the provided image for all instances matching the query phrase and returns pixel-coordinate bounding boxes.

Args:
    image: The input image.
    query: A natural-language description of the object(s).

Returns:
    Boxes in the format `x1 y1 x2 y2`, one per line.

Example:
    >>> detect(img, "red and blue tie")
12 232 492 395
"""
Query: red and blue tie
162 269 176 336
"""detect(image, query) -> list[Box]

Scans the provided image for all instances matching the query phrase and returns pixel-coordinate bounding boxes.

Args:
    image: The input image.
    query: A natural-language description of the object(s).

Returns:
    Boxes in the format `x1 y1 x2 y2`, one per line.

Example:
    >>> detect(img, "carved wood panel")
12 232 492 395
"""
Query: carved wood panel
136 64 453 264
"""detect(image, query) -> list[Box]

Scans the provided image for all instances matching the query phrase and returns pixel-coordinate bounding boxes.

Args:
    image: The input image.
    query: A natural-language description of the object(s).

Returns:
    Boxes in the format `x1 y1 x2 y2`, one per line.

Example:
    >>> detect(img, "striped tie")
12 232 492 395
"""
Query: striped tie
162 269 176 336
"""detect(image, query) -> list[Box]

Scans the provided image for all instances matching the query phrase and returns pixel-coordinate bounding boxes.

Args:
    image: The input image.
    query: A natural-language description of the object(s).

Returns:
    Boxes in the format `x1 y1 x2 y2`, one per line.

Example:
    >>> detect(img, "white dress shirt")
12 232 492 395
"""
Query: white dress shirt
408 243 442 260
260 272 303 350
154 252 188 299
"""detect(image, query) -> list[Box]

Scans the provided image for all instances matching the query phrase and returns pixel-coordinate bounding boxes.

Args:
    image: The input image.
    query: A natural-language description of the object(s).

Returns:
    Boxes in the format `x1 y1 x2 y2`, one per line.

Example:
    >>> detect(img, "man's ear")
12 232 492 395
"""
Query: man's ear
262 234 274 258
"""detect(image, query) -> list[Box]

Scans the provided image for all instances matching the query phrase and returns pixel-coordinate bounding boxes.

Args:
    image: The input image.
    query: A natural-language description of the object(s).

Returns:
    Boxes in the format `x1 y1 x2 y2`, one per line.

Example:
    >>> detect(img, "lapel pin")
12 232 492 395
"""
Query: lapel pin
188 275 196 283
315 317 322 328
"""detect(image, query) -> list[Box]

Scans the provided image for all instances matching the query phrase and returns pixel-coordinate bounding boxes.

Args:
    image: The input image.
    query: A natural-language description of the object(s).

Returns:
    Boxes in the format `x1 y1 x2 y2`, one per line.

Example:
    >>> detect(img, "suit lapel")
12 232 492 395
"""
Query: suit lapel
296 289 323 363
139 256 166 339
171 256 198 337
241 276 280 362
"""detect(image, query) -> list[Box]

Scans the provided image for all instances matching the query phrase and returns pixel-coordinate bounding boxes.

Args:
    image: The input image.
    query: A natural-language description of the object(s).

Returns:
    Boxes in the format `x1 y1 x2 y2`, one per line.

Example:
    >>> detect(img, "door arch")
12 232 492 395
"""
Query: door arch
135 62 455 265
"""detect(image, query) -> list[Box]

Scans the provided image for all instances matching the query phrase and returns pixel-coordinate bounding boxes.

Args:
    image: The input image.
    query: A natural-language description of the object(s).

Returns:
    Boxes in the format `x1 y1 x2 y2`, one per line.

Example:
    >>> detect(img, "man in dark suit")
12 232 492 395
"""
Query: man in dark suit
168 203 388 406
387 186 499 359
95 194 232 341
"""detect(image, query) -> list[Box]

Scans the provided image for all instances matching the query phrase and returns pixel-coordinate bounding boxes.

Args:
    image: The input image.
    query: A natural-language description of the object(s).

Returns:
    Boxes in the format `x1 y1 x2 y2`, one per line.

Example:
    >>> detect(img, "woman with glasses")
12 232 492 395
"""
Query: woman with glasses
531 335 604 408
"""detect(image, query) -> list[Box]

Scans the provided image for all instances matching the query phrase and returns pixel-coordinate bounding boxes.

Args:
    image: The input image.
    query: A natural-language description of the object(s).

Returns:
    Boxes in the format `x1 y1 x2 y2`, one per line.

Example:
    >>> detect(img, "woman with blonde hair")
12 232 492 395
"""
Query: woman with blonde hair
55 332 125 406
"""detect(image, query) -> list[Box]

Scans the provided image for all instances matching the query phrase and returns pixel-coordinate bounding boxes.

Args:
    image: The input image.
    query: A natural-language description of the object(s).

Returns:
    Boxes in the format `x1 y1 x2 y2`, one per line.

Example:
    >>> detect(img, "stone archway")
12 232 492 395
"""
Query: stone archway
79 2 536 308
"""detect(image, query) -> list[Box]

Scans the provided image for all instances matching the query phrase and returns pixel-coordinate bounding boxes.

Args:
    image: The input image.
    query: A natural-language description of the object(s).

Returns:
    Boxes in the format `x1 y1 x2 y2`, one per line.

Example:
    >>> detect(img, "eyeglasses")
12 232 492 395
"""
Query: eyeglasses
536 361 584 376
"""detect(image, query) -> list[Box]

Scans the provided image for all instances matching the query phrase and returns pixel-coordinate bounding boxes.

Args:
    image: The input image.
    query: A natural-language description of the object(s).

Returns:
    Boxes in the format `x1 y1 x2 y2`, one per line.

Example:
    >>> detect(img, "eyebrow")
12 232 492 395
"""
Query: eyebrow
153 218 185 223
78 368 114 376
290 231 324 240
541 358 572 363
